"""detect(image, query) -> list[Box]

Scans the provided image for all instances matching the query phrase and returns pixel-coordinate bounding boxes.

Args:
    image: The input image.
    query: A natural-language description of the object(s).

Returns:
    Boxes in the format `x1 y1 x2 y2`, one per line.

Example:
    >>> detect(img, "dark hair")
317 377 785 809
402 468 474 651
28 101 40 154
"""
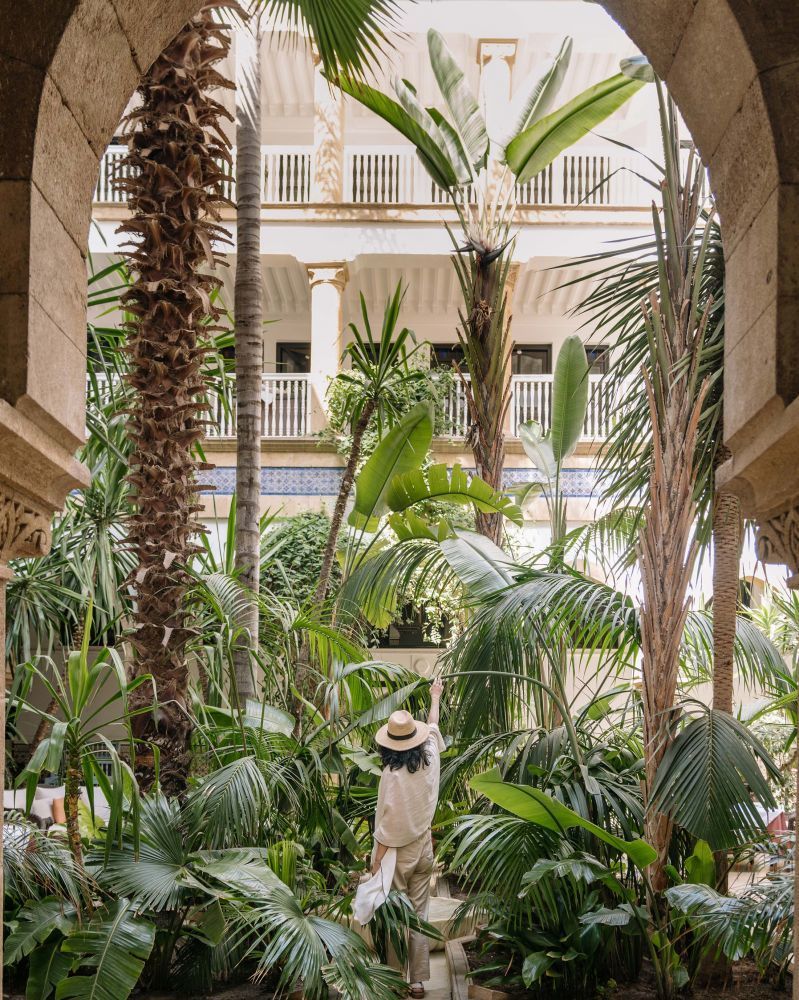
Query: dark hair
379 740 432 773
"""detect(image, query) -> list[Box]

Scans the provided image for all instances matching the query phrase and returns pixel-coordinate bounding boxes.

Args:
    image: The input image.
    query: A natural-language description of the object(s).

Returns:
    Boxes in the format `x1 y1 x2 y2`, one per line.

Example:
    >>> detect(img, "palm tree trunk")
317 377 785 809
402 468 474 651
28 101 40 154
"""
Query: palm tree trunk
711 464 743 894
639 368 708 896
315 400 376 606
712 490 742 716
121 8 234 795
64 752 83 869
233 17 263 707
459 255 512 546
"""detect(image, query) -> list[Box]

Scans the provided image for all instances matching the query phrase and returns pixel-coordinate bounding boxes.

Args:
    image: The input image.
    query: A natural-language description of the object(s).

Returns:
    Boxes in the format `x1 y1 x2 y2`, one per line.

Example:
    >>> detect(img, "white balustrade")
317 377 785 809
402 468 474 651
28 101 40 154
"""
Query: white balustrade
206 374 311 439
440 373 472 439
262 146 312 204
95 143 655 208
511 373 609 440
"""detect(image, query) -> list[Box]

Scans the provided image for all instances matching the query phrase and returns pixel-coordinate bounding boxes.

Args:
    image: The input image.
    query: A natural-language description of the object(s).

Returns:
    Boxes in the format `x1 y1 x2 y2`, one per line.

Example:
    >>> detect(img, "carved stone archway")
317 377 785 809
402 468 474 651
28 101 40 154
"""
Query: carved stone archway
1 0 799 988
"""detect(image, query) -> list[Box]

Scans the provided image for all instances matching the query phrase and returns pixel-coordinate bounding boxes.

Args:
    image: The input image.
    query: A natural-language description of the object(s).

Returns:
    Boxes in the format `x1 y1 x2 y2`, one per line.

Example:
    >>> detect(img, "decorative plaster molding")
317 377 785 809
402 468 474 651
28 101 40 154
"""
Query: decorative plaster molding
0 489 51 562
477 39 517 68
306 263 348 289
755 507 799 587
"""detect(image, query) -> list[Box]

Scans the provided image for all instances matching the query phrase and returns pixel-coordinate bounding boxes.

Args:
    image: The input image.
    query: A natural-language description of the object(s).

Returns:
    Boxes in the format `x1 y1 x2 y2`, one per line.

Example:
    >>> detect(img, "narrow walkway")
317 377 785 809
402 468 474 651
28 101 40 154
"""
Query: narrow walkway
426 953 451 1000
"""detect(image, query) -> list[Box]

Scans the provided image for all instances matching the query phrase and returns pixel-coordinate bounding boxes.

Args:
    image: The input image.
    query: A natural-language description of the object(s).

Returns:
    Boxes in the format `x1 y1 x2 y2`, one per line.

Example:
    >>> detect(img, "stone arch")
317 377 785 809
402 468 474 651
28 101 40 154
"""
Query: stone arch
1 0 799 567
0 0 204 532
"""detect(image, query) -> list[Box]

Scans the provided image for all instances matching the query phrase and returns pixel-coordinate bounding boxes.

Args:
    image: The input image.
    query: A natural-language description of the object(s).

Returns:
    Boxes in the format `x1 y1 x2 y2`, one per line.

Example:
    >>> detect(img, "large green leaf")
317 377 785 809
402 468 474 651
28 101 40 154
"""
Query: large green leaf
394 79 472 184
440 530 517 597
519 422 556 479
504 37 573 146
349 401 434 530
649 709 780 849
27 937 72 1000
56 899 155 1000
506 72 648 185
427 29 488 168
386 463 523 525
470 768 656 869
5 899 76 966
550 334 590 462
334 76 459 190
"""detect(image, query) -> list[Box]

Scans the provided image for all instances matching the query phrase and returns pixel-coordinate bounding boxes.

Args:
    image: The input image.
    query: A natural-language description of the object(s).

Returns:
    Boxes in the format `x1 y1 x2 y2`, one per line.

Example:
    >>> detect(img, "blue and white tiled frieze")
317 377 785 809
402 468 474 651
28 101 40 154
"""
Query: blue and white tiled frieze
201 466 601 498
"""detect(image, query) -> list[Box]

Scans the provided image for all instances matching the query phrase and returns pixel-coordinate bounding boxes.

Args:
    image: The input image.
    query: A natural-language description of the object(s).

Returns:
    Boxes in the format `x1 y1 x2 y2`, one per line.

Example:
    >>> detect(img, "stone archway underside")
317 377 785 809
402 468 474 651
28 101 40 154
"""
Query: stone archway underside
0 0 798 574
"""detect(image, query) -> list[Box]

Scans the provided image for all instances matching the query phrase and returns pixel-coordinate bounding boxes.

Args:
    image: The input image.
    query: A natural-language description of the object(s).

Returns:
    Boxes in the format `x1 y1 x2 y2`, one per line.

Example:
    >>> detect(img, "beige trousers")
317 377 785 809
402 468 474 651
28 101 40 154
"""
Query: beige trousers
388 831 434 984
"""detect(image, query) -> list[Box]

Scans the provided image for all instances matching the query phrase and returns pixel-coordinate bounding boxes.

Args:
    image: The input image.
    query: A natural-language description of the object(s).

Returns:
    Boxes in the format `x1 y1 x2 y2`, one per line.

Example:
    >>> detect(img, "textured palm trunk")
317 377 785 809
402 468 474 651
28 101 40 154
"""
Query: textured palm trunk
711 491 741 716
638 359 709 897
459 255 512 546
120 8 234 795
233 19 263 706
316 400 376 607
64 754 83 869
711 458 743 894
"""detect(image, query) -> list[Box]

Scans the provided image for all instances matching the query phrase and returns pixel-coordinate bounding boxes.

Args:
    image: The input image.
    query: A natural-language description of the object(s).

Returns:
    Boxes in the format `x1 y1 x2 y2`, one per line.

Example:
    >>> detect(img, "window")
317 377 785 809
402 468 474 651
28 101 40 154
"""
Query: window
430 343 464 369
511 345 551 375
586 344 609 374
276 342 310 373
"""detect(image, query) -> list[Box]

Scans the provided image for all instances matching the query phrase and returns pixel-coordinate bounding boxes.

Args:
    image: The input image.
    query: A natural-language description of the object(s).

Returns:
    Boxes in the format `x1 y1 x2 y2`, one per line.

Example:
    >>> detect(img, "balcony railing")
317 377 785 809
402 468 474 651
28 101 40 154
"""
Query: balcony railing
511 373 609 440
436 372 611 441
89 371 609 442
208 373 311 438
95 144 651 209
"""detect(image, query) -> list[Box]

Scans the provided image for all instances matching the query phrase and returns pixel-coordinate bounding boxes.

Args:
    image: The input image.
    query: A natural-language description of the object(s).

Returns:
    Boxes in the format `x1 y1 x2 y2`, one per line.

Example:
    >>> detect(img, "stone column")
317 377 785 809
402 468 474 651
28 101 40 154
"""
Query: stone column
478 40 517 199
0 487 53 999
307 264 348 432
311 53 344 203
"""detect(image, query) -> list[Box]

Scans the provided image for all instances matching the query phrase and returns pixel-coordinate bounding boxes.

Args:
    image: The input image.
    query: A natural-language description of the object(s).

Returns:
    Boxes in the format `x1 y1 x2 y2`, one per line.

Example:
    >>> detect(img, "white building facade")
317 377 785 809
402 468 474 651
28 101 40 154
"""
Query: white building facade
89 1 661 532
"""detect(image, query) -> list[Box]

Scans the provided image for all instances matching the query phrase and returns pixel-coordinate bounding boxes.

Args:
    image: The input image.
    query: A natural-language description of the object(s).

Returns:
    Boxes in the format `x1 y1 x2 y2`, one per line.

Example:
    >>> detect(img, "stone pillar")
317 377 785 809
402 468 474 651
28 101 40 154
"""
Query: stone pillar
311 53 344 203
307 264 348 432
0 487 53 999
754 510 799 590
0 563 9 1000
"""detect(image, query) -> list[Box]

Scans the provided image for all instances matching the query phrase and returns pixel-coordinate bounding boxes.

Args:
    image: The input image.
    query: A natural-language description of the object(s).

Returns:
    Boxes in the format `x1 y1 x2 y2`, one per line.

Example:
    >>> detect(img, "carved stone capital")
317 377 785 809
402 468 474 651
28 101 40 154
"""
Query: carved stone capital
0 488 52 562
755 507 799 588
306 263 348 291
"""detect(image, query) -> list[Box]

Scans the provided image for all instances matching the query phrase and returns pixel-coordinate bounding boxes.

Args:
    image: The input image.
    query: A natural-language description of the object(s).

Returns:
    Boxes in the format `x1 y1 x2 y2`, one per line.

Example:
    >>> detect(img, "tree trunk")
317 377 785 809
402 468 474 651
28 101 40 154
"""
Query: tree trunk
639 369 708 895
711 490 742 716
120 8 234 796
294 400 376 712
233 17 263 708
711 463 743 894
315 400 376 606
459 255 513 546
64 753 83 868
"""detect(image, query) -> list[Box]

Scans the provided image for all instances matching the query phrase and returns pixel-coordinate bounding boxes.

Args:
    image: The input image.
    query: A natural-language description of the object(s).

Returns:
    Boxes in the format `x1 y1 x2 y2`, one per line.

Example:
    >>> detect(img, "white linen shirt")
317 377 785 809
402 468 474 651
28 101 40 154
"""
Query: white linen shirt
373 724 445 848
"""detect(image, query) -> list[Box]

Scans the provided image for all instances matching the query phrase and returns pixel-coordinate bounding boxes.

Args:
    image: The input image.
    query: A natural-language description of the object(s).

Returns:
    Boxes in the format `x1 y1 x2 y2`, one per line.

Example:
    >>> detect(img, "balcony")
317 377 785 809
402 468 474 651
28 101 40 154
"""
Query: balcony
202 372 610 441
95 144 651 209
208 373 311 438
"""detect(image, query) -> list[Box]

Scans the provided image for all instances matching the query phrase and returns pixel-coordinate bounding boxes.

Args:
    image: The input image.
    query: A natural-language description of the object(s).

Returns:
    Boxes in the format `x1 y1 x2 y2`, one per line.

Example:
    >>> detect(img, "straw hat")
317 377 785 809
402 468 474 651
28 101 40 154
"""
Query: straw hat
375 710 430 751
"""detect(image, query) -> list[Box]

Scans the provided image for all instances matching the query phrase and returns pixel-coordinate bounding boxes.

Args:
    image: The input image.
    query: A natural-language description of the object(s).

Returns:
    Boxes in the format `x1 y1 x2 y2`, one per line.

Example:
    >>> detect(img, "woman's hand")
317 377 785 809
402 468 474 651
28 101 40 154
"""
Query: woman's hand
429 677 443 725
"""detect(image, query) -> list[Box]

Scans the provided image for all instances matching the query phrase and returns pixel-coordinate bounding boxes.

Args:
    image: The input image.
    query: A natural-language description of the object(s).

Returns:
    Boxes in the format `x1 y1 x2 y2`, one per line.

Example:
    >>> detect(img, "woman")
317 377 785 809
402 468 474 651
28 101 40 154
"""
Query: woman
372 678 444 999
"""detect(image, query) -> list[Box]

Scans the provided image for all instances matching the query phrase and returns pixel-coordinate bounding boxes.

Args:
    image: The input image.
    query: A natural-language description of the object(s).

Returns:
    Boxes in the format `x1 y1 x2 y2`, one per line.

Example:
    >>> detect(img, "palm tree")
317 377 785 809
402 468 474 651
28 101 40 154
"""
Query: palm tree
634 86 715 896
334 36 651 542
230 0 403 700
233 12 264 707
562 97 736 887
119 8 235 794
315 283 429 606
